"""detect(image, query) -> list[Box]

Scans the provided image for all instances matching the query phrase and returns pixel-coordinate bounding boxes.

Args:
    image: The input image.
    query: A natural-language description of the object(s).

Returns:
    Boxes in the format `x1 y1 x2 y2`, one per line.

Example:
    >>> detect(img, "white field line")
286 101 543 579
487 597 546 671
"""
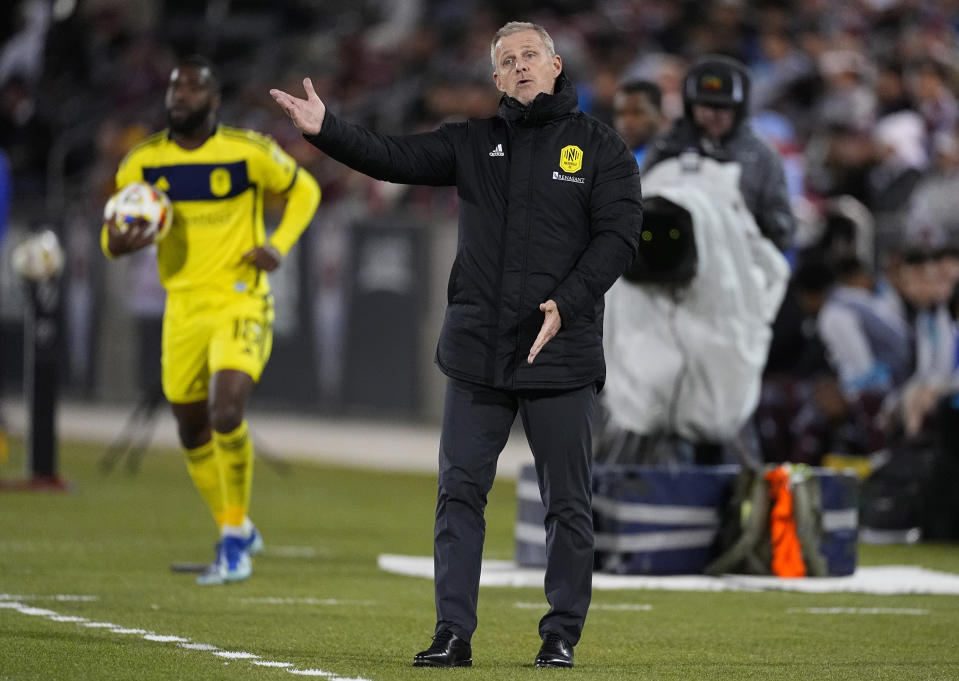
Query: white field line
267 546 331 558
1 598 374 681
287 671 333 677
513 601 653 612
251 660 294 668
787 607 929 615
239 597 377 607
213 650 260 659
178 642 219 651
14 607 58 617
110 628 152 635
0 593 99 602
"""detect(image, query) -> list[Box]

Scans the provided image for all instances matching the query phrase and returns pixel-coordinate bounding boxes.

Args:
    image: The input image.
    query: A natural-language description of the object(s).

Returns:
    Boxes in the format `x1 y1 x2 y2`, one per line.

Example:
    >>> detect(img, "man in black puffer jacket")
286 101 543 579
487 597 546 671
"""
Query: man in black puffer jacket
271 20 642 670
642 55 795 251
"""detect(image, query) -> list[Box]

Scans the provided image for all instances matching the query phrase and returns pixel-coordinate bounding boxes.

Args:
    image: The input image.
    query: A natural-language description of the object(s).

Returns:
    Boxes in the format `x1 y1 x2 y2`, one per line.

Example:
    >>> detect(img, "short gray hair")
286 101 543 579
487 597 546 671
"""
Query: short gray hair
490 21 556 68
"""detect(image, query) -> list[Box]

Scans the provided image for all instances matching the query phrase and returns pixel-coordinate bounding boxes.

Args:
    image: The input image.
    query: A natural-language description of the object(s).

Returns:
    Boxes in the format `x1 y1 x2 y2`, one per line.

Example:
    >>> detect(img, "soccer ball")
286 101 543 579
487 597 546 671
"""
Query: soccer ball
11 230 65 281
104 182 173 242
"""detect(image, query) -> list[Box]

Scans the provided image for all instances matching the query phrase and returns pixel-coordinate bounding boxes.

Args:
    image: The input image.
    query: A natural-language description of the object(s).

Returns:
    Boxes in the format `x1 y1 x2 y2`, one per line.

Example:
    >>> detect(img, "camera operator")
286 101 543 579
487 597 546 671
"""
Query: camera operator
601 157 789 465
642 55 795 252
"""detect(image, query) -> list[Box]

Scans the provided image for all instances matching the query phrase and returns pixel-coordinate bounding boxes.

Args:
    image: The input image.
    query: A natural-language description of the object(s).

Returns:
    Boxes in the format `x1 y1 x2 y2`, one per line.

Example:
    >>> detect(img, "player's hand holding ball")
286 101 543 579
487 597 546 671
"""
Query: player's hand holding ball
104 182 173 255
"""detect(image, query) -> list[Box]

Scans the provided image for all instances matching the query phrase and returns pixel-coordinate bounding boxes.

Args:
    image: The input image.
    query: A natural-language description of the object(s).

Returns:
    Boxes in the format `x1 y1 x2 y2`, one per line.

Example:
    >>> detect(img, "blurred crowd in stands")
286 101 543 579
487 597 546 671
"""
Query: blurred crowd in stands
4 0 959 469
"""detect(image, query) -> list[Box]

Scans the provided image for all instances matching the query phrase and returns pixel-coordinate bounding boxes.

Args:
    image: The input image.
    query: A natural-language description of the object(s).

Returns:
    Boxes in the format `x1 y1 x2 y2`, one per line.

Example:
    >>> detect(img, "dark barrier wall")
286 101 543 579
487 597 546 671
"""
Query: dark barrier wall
254 233 319 407
341 218 424 416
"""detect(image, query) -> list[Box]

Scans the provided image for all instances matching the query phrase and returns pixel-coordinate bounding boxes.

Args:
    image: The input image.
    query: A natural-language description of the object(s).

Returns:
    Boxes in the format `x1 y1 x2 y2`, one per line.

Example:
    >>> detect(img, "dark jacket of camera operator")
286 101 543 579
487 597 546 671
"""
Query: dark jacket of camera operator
642 55 795 251
307 72 643 390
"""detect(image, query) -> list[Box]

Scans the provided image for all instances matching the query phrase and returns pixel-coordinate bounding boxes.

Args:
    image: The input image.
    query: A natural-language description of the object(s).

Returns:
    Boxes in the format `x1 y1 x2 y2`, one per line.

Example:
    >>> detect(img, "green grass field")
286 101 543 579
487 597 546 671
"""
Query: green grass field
2 436 959 681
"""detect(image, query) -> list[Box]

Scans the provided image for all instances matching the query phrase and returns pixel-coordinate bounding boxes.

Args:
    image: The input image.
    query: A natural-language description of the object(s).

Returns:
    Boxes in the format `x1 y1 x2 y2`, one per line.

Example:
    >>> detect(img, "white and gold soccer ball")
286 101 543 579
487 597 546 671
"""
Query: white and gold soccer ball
104 182 173 243
11 230 65 281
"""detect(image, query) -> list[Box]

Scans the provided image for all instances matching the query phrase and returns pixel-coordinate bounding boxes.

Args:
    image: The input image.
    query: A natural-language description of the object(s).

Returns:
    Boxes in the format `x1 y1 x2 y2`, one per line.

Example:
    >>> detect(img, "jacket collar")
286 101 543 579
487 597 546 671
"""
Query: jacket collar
498 71 578 125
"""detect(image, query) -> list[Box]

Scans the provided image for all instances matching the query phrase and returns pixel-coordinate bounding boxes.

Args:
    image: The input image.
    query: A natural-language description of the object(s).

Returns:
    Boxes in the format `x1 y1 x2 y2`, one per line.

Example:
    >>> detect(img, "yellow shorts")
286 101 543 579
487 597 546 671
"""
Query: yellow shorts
161 290 274 404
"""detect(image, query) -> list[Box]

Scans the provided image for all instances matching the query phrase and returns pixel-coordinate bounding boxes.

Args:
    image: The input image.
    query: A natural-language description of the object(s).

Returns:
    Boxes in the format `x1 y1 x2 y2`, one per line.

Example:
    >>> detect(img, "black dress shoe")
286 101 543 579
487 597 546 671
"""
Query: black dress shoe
534 632 574 668
413 629 472 667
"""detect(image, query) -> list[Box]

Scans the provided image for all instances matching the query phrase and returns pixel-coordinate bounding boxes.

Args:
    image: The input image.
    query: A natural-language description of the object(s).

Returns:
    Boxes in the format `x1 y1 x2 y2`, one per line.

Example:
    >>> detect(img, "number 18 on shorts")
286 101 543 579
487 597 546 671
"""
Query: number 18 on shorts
162 291 275 403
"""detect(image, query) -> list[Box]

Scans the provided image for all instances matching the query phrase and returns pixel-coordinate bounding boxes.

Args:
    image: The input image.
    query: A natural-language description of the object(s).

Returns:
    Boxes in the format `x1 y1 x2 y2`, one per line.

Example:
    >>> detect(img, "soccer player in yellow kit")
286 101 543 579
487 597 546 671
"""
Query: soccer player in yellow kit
102 56 320 585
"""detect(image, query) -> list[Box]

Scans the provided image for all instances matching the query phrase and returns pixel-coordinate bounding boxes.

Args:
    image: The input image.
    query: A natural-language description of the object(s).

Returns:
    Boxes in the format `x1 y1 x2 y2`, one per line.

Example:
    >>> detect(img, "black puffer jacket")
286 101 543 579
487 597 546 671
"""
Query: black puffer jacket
306 73 642 389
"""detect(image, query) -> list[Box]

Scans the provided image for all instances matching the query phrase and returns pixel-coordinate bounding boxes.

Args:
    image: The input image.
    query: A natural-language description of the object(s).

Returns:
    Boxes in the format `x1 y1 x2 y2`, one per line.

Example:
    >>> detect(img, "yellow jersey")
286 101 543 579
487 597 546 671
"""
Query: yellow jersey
106 125 317 295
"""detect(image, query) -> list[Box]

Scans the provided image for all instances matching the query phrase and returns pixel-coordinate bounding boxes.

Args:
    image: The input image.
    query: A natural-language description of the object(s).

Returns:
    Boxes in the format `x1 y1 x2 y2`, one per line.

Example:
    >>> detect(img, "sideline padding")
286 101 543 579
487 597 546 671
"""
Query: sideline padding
515 464 859 576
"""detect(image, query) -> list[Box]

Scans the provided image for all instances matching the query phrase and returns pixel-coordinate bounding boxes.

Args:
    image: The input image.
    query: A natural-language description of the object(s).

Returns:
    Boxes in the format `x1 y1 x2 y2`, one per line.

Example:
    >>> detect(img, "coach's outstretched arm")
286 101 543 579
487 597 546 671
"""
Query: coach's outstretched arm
270 78 326 136
270 77 455 187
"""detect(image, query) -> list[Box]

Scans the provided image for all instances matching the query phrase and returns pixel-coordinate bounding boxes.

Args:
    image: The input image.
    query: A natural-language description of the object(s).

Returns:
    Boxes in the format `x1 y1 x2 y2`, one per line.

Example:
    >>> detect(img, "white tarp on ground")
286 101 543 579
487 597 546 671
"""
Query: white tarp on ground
377 554 959 595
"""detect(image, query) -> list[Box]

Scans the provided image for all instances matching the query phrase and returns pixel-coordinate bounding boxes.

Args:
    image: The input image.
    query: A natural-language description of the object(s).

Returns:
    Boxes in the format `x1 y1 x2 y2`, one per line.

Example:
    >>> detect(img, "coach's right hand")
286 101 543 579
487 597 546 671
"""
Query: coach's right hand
269 78 326 136
106 216 155 256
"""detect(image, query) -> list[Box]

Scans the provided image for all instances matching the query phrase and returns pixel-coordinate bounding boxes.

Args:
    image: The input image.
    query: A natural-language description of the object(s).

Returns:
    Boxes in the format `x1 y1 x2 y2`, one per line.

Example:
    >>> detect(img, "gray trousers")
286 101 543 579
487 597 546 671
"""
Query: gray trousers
433 377 596 645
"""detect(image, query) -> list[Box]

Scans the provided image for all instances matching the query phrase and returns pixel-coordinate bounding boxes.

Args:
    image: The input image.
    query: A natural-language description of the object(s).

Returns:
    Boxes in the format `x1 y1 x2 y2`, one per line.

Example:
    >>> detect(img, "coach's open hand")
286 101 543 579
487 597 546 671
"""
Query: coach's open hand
269 78 326 136
527 300 562 364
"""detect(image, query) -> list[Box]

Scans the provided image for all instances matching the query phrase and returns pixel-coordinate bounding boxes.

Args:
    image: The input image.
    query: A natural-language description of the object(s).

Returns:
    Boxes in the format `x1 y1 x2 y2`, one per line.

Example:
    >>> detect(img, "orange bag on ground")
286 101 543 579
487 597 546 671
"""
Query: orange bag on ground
765 466 807 577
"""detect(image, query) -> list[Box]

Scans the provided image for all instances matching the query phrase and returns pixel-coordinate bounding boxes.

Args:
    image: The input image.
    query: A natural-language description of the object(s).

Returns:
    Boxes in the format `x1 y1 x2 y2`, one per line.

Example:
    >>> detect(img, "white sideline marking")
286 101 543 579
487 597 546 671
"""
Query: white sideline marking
111 628 151 635
0 597 374 681
0 593 99 602
213 651 260 659
378 554 959 595
593 604 654 611
287 670 331 677
787 607 929 615
239 597 377 607
251 661 294 668
513 601 653 611
16 607 58 617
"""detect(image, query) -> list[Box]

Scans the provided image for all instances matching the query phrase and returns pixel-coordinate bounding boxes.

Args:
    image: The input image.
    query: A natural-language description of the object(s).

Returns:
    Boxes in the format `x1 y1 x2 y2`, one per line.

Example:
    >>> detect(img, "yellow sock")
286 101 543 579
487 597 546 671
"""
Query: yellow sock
213 420 254 529
184 440 226 529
